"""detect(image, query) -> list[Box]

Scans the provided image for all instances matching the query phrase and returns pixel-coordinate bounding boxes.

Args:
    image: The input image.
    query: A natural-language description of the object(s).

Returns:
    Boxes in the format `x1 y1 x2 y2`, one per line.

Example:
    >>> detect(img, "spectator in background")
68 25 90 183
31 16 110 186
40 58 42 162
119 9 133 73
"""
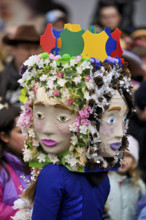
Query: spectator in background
0 25 40 106
91 0 135 34
107 135 146 220
0 103 31 219
131 28 146 48
131 46 146 80
128 80 146 183
45 9 68 31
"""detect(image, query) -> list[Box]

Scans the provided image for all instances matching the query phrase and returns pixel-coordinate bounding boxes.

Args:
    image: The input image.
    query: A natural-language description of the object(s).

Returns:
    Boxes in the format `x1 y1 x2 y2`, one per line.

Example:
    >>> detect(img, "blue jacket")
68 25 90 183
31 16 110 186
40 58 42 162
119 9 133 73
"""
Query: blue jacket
32 164 110 220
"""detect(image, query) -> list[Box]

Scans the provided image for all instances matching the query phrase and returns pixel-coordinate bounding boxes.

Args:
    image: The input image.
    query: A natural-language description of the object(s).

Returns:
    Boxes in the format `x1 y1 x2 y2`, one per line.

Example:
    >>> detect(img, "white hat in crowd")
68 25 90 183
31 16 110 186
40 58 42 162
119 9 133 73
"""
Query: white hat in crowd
126 135 139 163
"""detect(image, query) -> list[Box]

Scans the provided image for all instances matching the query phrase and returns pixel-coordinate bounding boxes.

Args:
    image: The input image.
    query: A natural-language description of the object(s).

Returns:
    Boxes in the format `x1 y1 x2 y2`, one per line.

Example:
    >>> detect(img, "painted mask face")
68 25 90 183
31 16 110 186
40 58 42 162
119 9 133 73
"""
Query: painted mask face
33 103 77 154
99 90 128 157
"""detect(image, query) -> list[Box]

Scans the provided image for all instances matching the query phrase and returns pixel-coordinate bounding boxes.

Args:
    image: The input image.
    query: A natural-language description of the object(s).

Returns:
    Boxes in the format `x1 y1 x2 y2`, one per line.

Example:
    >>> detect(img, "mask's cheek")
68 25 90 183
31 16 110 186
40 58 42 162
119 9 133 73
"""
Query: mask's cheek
33 119 44 133
57 123 71 136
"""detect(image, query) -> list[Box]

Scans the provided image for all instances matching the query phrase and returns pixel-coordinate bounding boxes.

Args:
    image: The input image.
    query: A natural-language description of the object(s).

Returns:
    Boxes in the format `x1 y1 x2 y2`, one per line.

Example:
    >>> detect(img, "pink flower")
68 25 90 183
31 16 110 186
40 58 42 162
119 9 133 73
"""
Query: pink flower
68 98 73 105
54 90 60 96
33 87 36 94
54 55 61 60
79 106 92 118
81 118 90 125
49 53 55 59
75 117 80 128
76 56 81 62
57 72 63 78
17 108 33 129
85 75 90 82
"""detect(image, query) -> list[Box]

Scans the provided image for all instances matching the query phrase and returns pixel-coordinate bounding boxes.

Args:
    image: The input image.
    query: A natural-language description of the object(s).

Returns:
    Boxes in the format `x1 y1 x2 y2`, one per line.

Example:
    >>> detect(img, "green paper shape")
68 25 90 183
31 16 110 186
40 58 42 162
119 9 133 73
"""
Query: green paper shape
59 29 85 56
88 25 96 34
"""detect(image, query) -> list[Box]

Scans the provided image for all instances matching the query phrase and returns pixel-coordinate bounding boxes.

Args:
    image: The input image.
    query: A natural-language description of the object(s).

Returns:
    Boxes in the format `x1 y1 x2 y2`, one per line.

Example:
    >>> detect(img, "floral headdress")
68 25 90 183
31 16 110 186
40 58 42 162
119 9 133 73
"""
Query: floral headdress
18 24 133 172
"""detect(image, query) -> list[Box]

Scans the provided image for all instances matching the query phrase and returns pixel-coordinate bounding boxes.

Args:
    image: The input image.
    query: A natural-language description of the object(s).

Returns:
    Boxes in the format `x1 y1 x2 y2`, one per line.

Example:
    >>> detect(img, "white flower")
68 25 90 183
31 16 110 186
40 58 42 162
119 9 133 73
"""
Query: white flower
48 90 54 97
73 76 81 84
80 61 90 70
57 78 66 87
65 154 78 167
70 59 77 66
62 89 70 99
28 91 35 99
46 80 54 89
23 148 32 162
28 128 36 138
37 153 46 163
24 55 40 67
13 198 30 210
84 91 90 100
69 123 78 133
40 74 48 81
50 60 57 68
79 125 88 135
48 153 59 164
76 66 82 74
11 209 32 220
70 135 78 145
32 138 40 147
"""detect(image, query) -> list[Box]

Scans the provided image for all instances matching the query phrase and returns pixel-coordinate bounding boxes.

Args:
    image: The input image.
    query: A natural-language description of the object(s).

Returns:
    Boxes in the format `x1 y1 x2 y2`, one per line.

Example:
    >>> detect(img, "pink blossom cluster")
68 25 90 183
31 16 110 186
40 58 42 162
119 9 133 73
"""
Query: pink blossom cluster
75 106 92 132
17 100 33 130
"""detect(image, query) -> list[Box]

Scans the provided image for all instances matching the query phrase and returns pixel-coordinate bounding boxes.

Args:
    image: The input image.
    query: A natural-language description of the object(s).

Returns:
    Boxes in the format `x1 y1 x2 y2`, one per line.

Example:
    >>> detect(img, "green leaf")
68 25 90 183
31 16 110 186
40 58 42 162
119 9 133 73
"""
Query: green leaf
20 87 27 95
64 68 77 79
19 95 28 103
78 138 86 147
77 89 84 99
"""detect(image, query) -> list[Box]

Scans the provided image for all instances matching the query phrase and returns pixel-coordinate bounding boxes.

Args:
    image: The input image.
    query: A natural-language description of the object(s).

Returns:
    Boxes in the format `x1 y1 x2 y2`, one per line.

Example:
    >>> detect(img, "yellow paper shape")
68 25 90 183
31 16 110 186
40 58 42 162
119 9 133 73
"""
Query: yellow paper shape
81 30 109 61
64 23 81 31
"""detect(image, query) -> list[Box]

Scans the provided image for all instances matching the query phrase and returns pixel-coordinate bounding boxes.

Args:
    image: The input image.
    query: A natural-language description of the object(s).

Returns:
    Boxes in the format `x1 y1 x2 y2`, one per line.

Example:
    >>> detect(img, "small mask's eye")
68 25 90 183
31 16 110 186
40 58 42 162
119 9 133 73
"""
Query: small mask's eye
57 115 69 122
108 117 115 125
35 112 44 120
123 116 127 124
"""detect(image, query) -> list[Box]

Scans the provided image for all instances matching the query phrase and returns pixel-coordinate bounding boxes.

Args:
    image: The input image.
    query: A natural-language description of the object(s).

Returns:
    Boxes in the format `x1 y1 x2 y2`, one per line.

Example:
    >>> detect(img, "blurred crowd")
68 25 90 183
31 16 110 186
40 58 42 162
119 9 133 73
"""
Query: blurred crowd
0 0 146 219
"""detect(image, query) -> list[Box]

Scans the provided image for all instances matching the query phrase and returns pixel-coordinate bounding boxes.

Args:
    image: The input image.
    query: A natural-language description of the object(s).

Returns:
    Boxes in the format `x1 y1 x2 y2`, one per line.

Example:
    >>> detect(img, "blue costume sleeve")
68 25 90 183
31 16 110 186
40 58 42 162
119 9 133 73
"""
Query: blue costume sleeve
32 164 64 220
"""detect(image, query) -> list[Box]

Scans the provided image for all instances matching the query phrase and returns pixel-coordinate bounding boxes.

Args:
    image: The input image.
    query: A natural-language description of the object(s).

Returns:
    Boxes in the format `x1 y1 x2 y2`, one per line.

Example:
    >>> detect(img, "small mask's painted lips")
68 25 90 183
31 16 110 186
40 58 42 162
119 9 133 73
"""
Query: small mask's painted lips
110 142 121 151
41 139 58 146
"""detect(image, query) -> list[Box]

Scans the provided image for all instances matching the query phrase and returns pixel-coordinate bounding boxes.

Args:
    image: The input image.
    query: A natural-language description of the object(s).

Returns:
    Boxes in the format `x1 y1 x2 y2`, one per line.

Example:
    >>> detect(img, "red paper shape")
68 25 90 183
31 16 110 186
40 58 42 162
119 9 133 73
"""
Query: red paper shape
110 28 123 58
40 24 56 53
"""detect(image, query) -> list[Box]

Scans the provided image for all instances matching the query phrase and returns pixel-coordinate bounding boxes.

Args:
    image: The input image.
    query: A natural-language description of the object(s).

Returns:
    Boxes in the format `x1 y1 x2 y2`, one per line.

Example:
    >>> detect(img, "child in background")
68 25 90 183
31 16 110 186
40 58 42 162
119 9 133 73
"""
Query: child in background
0 103 31 220
107 135 146 220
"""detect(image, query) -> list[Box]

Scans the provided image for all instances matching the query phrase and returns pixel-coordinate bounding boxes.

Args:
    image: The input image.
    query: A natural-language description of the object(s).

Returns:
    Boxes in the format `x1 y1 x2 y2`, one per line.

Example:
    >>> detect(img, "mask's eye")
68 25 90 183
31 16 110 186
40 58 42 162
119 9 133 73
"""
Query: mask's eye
123 116 127 125
58 115 69 122
35 112 44 120
108 117 115 125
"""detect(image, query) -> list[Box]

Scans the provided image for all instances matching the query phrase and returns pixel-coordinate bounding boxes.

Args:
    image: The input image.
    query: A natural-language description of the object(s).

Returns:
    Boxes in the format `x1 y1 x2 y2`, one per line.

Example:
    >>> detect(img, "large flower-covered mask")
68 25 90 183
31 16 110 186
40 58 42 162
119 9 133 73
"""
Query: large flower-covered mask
18 53 133 171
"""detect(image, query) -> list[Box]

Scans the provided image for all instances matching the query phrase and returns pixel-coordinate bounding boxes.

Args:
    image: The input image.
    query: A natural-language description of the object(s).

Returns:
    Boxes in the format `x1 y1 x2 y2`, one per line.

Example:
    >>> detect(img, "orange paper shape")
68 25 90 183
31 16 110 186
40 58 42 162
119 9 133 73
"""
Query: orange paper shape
110 28 123 58
40 23 56 53
81 30 109 61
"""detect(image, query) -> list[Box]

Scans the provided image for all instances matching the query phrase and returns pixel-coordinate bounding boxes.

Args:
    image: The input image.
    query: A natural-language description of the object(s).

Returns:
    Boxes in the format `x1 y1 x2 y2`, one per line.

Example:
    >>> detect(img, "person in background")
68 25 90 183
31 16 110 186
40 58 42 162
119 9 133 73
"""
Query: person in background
0 25 40 106
91 0 135 34
0 103 31 220
131 46 146 81
128 80 146 183
107 135 146 220
131 27 146 48
92 3 122 32
45 9 68 31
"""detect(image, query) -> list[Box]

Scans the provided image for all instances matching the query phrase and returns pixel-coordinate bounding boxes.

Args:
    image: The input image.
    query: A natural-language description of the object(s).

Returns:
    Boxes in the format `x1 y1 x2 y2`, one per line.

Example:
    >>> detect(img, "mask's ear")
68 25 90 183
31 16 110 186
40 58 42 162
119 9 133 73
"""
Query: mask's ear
0 132 9 143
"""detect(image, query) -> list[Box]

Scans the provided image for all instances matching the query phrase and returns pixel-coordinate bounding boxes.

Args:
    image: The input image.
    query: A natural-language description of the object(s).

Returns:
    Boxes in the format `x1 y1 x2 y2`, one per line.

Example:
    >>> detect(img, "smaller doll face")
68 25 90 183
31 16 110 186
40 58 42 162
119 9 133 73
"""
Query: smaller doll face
33 103 77 154
99 90 128 157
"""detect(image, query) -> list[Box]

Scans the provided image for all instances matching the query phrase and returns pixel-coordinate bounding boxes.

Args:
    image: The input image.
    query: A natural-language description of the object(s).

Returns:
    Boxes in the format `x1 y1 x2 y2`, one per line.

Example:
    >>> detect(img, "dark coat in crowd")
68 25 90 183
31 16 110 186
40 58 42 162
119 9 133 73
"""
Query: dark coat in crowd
0 59 21 105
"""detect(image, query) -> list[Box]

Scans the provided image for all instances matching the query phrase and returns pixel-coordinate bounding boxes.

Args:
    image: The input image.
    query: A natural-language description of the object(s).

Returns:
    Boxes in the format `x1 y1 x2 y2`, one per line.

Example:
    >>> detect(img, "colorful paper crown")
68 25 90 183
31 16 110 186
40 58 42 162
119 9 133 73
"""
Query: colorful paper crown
40 23 124 62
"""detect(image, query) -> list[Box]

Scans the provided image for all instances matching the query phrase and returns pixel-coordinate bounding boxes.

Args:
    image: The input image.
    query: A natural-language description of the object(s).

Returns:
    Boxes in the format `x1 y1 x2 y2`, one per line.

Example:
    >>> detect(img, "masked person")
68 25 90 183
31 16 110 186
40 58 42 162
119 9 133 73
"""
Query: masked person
12 24 133 220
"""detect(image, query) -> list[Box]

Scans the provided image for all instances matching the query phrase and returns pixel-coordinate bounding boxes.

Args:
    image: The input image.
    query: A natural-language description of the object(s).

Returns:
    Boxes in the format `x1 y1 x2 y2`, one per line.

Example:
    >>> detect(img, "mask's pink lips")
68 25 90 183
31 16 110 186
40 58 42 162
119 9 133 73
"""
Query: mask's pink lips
41 139 58 147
